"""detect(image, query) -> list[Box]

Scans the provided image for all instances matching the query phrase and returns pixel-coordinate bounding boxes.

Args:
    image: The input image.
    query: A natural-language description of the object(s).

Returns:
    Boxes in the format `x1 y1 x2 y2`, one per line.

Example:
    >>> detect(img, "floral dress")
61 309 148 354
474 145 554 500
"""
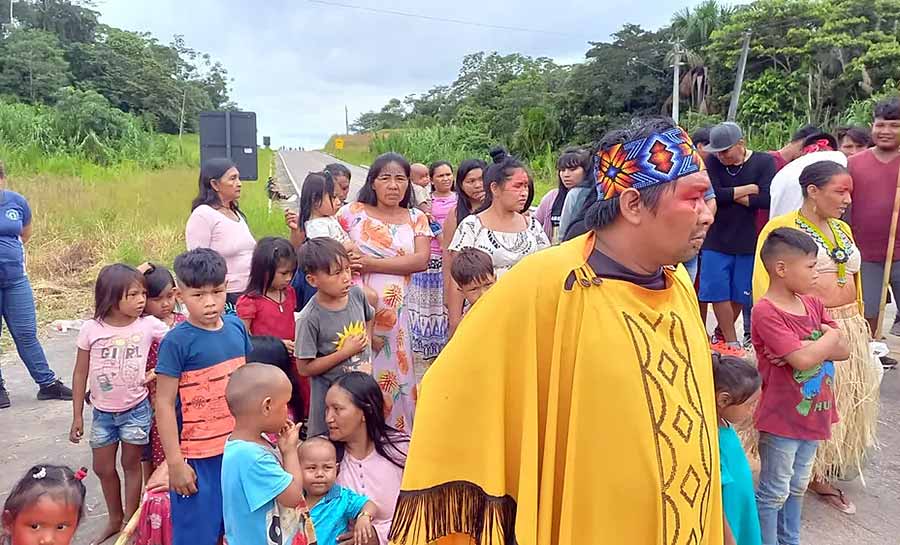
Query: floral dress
338 203 431 433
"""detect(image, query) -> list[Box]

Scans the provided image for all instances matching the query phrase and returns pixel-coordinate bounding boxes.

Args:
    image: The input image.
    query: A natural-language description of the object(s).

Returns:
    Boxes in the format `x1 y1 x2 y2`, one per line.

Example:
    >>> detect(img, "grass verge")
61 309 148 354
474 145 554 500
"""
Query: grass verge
12 146 287 325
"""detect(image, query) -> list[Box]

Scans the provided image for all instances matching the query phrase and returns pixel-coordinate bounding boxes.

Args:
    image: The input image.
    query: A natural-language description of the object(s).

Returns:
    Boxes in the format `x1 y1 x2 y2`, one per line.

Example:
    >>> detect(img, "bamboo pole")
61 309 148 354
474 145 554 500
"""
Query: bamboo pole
874 164 900 339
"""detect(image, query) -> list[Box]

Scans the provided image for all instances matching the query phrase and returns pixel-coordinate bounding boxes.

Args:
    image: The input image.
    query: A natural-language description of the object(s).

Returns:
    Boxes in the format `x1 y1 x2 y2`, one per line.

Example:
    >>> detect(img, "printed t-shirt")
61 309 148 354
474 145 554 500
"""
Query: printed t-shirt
222 438 315 545
76 316 169 412
719 425 761 545
750 295 839 440
0 190 31 281
295 285 374 436
304 217 349 243
309 485 369 545
237 287 298 341
848 149 900 262
156 314 252 458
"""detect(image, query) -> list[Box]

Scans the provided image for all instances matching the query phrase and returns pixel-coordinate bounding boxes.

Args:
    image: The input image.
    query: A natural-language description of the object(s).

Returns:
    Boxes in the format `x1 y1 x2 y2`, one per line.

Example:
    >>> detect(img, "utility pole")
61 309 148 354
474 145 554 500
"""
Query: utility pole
178 87 187 141
727 30 752 122
344 105 349 135
671 43 681 124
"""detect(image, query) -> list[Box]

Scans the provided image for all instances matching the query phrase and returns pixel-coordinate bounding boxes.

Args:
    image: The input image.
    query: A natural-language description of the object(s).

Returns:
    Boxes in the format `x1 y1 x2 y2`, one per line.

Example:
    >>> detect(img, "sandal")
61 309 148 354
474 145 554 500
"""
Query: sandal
814 488 857 515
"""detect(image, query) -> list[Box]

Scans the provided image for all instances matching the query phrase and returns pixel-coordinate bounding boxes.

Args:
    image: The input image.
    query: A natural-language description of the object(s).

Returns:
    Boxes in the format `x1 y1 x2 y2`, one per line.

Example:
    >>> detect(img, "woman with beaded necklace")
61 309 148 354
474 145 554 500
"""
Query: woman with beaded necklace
752 160 880 516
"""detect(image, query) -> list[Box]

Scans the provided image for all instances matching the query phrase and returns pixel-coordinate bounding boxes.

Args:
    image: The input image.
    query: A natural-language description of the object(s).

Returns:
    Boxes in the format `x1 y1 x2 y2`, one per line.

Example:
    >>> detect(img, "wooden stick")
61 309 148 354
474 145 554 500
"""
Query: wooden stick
874 162 900 339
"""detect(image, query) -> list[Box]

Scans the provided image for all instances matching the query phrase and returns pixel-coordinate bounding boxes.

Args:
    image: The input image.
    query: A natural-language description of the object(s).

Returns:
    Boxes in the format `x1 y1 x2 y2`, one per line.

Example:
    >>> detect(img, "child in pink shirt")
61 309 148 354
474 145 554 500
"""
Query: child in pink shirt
69 264 168 545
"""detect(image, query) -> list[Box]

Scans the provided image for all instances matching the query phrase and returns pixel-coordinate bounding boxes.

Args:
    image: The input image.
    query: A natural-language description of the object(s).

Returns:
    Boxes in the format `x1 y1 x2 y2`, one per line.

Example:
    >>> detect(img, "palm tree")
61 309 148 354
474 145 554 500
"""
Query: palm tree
669 0 736 114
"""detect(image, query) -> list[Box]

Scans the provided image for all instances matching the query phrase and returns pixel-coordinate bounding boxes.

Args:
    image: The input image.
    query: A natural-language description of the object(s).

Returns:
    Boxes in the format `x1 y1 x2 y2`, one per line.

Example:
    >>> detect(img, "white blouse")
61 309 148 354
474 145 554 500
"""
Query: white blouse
449 214 551 277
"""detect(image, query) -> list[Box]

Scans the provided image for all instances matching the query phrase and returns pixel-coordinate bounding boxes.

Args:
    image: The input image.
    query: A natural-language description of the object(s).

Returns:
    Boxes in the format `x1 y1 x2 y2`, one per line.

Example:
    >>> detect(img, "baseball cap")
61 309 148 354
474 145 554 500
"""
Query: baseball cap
704 122 744 153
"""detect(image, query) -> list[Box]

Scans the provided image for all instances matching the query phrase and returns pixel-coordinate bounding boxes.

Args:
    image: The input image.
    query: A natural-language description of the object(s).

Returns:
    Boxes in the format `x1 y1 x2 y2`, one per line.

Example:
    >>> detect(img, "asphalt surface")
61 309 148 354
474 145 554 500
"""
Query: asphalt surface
276 149 368 201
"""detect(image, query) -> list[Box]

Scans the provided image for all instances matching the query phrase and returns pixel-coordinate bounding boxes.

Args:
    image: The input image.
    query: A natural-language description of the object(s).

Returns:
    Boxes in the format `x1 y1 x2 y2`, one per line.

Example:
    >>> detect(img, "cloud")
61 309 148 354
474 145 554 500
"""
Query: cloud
97 0 703 149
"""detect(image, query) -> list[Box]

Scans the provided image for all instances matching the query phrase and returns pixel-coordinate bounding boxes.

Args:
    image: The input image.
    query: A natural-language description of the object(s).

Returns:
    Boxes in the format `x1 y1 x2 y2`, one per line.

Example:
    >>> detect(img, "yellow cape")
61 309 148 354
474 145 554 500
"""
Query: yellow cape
390 233 723 545
752 211 863 311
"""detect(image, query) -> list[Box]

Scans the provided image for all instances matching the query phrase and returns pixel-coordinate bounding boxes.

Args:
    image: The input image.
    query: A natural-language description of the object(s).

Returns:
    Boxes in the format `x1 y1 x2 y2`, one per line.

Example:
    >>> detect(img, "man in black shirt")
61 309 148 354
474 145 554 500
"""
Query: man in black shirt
699 122 776 355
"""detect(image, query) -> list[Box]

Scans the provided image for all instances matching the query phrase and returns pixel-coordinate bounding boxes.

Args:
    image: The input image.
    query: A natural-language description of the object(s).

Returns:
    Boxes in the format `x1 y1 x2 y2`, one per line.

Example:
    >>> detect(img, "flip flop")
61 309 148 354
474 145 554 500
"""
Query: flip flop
815 488 857 515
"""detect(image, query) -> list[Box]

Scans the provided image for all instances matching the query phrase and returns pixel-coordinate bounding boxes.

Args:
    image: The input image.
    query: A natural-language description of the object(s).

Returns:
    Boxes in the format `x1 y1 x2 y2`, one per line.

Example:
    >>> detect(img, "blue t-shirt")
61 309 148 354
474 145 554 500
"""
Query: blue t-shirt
223 439 308 545
156 314 252 459
309 485 369 545
0 190 31 281
719 425 761 545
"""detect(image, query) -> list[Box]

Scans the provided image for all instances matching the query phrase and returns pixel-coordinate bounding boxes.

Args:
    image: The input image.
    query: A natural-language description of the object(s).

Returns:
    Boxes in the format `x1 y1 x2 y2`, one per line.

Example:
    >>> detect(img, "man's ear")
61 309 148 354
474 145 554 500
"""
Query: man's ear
618 188 643 226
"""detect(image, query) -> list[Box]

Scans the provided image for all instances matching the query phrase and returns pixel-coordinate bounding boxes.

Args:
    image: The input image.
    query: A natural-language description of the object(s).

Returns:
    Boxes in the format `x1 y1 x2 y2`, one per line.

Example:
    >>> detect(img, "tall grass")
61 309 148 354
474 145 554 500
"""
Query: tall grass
10 146 286 322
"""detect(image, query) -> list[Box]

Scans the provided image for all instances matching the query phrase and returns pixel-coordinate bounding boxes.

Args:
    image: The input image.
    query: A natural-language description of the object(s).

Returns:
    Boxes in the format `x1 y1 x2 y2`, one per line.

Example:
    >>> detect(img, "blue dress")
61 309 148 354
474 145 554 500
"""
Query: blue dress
720 425 762 545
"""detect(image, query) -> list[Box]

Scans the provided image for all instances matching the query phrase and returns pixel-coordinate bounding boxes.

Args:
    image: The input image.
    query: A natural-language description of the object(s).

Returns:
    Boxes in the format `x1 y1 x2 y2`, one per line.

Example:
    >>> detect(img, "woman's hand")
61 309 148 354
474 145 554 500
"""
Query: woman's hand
281 339 295 355
354 514 375 545
285 209 300 231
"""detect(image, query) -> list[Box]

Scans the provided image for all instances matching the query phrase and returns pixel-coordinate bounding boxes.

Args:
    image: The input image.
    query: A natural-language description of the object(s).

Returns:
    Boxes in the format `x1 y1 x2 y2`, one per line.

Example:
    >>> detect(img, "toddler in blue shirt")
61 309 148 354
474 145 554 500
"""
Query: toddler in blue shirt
301 437 375 545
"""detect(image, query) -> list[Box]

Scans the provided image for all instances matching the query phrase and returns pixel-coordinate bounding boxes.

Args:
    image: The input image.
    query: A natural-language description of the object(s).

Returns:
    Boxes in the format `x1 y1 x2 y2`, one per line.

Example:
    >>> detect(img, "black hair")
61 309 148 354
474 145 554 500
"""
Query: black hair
298 171 336 229
1 465 87 543
329 372 408 469
93 263 145 321
760 227 819 268
324 163 352 181
712 353 761 406
191 157 243 216
245 237 297 297
582 117 680 232
450 247 494 287
791 124 821 143
297 237 349 275
142 263 176 298
248 335 306 421
173 247 227 289
552 148 592 217
799 160 849 198
874 97 900 121
801 132 838 151
429 160 453 192
357 152 412 208
455 158 487 224
836 126 872 148
478 146 528 213
691 127 712 147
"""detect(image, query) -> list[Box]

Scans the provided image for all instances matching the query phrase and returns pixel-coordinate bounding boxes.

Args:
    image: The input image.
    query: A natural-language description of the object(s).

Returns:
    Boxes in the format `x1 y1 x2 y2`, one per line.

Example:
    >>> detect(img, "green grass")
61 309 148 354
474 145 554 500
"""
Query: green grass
11 145 288 323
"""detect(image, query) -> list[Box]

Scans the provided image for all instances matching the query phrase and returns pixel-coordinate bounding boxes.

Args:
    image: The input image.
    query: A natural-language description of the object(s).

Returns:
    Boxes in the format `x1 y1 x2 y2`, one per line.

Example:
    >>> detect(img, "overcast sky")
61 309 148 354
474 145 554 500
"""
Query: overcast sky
97 0 708 149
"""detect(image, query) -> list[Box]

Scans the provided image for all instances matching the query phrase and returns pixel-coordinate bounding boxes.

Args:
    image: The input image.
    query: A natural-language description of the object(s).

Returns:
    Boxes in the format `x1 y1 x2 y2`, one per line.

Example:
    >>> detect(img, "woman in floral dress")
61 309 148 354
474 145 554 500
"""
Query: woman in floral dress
338 153 431 433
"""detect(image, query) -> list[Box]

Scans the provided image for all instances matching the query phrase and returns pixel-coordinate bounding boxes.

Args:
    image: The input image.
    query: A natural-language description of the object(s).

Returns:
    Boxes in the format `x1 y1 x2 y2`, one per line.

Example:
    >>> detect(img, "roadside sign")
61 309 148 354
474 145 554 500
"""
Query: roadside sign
335 137 345 150
199 111 258 180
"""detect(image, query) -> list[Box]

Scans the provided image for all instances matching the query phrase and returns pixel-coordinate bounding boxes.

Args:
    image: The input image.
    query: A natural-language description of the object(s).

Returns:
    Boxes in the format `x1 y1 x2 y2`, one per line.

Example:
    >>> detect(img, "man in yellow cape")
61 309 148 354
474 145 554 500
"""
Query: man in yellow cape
389 118 724 545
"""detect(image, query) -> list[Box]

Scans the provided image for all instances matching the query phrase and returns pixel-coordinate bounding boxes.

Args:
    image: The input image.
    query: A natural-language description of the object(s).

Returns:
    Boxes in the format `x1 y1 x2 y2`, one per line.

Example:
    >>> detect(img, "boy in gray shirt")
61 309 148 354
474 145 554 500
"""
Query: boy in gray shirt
295 238 374 437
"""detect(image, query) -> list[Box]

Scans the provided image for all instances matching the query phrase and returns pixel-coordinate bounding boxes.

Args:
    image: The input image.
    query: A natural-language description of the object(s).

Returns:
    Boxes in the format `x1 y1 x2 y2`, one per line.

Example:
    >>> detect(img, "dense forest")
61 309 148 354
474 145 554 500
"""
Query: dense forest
0 0 233 169
352 0 900 158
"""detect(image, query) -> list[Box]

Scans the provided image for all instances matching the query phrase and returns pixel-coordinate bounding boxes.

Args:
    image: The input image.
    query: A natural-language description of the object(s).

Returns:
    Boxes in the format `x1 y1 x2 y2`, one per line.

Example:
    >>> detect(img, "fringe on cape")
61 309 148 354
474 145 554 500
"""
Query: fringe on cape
388 480 518 545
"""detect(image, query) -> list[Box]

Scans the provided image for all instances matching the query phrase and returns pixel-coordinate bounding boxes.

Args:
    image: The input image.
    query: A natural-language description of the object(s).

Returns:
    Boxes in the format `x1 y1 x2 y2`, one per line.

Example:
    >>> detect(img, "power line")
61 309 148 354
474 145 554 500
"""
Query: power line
307 0 568 36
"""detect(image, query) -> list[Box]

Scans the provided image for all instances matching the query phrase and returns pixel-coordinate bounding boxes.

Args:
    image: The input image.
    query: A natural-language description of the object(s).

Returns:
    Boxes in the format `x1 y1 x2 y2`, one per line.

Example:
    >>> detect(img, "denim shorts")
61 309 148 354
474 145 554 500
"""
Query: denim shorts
90 397 152 449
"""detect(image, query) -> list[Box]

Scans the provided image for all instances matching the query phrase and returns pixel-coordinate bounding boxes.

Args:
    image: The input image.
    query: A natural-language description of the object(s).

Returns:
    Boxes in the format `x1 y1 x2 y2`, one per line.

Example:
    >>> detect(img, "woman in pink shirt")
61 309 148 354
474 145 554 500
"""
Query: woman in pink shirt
325 372 408 545
185 158 257 313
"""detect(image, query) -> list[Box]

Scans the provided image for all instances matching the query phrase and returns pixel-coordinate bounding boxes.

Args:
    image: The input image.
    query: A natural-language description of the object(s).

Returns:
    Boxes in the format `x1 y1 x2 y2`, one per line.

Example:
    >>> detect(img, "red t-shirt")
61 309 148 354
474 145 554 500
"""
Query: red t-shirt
768 150 789 172
236 287 298 341
750 295 839 440
849 149 900 262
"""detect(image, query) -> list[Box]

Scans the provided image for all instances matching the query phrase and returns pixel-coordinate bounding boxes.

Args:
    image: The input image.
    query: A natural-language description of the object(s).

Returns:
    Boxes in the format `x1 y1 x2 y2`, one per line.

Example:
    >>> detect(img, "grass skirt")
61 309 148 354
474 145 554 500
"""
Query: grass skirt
814 302 880 482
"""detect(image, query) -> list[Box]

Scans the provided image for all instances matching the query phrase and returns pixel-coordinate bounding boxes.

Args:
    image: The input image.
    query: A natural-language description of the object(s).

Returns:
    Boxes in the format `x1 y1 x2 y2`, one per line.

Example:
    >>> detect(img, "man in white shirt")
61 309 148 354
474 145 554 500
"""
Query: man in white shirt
769 133 847 219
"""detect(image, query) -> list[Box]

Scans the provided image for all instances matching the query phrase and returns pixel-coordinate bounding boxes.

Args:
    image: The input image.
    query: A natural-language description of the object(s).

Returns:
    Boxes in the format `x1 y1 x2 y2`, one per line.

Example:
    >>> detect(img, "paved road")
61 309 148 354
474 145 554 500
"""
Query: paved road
277 150 368 201
1 294 897 543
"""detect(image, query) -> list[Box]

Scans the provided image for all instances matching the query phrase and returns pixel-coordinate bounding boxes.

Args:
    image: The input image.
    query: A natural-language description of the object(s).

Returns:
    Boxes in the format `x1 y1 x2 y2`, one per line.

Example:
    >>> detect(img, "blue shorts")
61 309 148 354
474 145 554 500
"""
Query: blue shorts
698 250 754 306
89 397 152 449
171 455 224 545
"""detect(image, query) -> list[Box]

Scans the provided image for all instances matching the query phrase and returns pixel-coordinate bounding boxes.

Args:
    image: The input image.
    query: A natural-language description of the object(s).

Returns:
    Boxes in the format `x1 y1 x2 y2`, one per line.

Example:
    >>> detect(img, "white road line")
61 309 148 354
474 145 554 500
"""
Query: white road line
278 151 300 196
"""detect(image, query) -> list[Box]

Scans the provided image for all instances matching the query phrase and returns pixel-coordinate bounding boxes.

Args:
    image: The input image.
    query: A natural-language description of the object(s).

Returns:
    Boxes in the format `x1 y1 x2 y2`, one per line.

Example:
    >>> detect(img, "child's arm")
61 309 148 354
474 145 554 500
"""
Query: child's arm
782 326 847 371
156 374 198 495
296 338 365 377
354 500 377 545
723 514 737 545
275 422 304 507
68 349 90 444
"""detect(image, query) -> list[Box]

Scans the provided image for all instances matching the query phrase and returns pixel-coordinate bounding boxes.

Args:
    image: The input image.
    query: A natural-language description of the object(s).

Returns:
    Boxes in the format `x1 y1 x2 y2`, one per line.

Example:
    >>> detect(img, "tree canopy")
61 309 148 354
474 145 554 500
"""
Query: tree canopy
353 0 900 156
0 0 233 133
